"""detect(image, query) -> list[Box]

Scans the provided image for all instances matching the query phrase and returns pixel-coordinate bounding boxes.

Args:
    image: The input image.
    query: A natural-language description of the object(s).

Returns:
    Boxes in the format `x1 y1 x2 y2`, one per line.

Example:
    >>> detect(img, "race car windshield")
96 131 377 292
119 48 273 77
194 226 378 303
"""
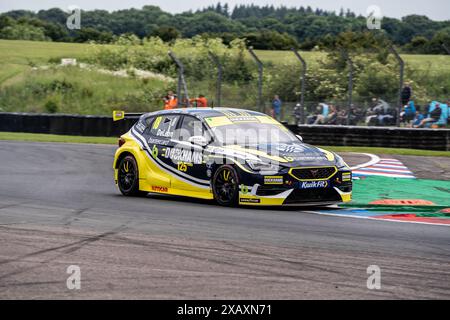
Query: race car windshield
210 122 298 146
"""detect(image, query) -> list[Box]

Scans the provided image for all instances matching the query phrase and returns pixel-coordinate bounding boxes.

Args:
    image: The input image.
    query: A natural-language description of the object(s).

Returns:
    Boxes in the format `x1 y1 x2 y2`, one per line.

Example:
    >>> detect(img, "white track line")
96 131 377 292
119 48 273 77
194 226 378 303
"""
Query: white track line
350 153 380 171
372 164 408 169
305 211 450 227
359 167 412 174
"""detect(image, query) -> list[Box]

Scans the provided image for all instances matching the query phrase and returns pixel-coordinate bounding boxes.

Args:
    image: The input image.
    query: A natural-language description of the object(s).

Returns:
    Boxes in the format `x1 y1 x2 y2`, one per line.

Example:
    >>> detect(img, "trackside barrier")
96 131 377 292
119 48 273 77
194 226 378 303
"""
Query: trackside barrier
287 125 449 151
0 113 448 151
0 112 134 137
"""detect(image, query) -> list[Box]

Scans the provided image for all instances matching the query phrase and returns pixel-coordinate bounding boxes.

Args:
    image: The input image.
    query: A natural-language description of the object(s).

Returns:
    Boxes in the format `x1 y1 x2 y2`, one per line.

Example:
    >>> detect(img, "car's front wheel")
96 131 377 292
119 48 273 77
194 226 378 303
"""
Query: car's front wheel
212 165 239 207
117 155 145 196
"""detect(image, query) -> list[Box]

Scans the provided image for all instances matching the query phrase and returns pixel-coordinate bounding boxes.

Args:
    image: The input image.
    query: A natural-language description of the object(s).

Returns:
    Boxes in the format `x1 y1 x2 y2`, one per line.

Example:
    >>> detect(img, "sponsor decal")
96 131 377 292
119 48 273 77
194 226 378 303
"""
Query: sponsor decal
299 181 329 189
342 172 352 182
276 144 305 154
147 137 170 146
177 162 193 172
165 147 203 165
240 184 249 194
264 176 284 185
228 116 258 123
240 198 261 204
152 186 168 193
156 129 174 138
221 110 258 123
135 121 146 134
285 156 327 162
151 145 159 159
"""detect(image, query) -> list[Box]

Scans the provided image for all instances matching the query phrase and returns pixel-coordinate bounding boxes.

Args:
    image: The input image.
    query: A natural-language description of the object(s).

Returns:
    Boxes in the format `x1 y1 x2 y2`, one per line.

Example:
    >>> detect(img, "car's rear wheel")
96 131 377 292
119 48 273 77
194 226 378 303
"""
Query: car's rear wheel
212 165 239 207
117 155 145 197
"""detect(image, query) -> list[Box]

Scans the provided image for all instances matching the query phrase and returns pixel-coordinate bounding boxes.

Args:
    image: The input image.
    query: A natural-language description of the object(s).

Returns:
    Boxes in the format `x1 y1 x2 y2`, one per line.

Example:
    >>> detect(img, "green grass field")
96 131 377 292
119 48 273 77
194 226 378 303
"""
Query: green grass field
0 132 117 144
255 50 450 75
2 40 449 86
0 40 171 114
0 39 449 116
0 40 91 85
0 132 448 157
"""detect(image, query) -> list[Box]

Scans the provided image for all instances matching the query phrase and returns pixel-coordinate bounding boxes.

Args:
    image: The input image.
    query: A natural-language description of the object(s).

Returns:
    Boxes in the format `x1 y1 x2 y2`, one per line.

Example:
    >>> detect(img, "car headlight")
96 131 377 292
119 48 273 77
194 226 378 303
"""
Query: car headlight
335 154 350 169
246 159 280 173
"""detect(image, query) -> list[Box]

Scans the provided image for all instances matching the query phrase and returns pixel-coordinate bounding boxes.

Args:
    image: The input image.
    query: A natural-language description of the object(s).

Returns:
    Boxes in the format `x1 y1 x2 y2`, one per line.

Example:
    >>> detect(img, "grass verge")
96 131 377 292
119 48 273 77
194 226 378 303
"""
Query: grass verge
0 132 449 157
0 132 117 145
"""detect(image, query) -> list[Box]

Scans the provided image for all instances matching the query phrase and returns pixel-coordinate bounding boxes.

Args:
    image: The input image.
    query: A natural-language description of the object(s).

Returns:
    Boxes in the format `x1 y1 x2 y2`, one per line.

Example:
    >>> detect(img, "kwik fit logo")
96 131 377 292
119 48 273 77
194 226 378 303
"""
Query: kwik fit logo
300 181 329 189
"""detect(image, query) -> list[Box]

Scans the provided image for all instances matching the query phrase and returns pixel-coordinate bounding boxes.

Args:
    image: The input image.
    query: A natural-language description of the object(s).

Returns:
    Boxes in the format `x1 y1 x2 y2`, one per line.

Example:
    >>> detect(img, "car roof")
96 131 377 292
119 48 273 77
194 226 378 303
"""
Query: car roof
141 108 267 120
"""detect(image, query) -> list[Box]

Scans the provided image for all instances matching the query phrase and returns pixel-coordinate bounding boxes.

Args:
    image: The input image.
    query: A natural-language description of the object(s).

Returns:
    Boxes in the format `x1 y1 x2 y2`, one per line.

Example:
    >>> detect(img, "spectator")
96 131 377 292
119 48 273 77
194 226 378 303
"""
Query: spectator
401 82 412 106
308 103 328 124
414 102 442 128
292 103 303 126
190 94 208 108
411 105 425 128
163 91 178 110
337 104 364 126
337 107 348 125
350 105 365 125
366 98 379 125
400 100 416 124
314 104 337 125
365 98 397 126
271 95 282 121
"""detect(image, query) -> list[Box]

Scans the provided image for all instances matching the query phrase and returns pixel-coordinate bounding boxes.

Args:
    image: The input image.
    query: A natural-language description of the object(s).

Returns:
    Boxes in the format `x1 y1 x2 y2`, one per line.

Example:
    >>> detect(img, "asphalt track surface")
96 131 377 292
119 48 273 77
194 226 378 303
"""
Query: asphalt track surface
0 141 449 299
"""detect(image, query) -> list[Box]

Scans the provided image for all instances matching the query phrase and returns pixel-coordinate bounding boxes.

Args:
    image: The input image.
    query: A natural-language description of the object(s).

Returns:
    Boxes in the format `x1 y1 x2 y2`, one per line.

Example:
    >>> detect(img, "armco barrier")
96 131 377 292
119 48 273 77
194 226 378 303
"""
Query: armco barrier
287 125 449 151
0 113 449 151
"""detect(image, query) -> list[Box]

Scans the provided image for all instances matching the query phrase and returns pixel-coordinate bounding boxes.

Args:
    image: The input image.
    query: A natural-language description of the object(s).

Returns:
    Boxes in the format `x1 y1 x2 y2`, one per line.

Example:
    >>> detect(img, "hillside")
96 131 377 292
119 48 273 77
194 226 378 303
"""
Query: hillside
0 40 449 117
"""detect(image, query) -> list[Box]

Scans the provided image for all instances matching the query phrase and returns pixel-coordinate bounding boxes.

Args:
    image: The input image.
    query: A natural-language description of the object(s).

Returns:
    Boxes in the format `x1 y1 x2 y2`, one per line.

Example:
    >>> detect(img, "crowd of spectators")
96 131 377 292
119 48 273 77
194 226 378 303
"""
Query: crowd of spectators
303 98 449 128
301 83 449 128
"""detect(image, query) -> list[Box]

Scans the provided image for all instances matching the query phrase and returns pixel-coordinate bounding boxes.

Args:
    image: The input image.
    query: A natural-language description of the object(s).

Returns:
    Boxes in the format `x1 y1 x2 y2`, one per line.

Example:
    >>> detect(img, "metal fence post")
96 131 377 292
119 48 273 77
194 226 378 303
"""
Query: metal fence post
291 48 307 124
389 46 404 127
347 55 354 126
248 47 264 112
168 51 190 108
208 51 222 108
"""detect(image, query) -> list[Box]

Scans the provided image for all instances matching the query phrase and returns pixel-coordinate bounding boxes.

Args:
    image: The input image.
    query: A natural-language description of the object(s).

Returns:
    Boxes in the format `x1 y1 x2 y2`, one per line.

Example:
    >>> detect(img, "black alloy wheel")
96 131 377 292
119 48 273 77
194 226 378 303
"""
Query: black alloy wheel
118 155 144 196
212 165 239 207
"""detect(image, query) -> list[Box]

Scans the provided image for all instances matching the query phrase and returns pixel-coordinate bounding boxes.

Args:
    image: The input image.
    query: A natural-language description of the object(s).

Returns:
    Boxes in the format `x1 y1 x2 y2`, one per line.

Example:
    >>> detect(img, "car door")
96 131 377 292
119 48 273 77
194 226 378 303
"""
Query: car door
168 115 212 191
140 114 182 189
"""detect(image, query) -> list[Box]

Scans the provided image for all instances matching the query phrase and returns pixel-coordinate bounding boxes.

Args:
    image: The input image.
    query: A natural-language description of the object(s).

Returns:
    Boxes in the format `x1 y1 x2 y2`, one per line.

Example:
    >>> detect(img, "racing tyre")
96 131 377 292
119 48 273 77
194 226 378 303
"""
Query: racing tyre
118 155 146 197
212 165 239 207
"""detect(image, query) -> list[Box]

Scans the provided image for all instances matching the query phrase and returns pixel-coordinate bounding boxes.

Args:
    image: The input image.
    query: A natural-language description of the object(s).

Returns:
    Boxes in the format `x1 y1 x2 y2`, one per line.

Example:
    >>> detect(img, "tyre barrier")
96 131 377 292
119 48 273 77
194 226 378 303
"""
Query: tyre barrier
0 112 449 151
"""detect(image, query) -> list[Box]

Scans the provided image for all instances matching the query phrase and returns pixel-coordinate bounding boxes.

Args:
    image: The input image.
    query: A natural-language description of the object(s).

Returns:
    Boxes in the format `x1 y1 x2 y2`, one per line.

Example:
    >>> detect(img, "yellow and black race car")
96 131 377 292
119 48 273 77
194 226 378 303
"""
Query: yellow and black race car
113 108 352 207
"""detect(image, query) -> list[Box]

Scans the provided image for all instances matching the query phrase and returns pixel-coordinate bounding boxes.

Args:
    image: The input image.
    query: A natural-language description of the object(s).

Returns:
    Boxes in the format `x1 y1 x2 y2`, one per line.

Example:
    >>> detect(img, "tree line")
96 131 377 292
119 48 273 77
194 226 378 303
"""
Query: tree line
0 3 449 53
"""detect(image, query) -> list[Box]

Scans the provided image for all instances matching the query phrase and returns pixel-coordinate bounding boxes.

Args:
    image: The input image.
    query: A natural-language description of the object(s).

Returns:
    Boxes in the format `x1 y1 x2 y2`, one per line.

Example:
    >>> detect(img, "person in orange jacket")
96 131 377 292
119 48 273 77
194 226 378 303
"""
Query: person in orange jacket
163 91 178 110
190 95 208 108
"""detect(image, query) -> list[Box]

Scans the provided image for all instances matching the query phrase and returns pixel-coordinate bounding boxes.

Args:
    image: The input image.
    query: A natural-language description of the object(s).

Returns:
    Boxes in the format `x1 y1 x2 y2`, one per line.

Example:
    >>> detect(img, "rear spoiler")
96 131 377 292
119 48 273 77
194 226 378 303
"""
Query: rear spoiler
112 110 145 122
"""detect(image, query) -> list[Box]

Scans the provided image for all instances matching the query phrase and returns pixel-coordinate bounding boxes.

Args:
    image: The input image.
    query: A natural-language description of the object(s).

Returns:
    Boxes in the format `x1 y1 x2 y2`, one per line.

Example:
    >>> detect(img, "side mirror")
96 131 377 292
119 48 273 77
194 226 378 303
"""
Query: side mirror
188 136 208 147
296 135 303 142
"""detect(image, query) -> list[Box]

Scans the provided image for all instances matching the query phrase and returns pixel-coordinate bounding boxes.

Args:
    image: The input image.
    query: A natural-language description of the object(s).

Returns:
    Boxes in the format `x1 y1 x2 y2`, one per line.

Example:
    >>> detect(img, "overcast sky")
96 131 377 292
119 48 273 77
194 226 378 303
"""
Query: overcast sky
1 0 449 21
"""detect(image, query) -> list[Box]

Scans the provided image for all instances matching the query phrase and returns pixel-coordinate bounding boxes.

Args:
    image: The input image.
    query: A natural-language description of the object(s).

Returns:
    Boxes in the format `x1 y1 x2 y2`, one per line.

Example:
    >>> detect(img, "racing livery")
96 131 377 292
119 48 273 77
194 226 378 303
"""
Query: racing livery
113 108 352 206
